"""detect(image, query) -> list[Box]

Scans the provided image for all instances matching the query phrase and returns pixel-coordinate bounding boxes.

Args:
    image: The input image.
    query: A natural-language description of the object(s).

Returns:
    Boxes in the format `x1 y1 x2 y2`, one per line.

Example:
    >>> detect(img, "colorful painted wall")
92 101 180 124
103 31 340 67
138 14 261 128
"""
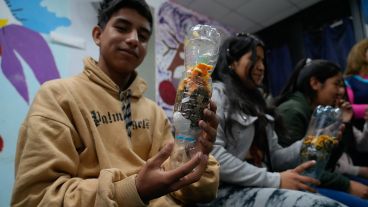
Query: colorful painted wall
0 0 99 205
0 0 232 205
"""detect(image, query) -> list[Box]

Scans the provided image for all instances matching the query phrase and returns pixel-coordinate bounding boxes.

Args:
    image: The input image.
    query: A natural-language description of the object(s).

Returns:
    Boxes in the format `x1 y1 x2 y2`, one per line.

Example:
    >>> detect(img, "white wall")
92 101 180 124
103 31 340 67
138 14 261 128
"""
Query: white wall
137 0 167 100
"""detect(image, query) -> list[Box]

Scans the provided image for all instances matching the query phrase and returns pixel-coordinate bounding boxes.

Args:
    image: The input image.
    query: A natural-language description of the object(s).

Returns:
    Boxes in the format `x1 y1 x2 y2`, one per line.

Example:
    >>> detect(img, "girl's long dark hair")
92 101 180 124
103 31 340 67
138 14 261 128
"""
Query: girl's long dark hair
212 33 277 169
274 58 342 107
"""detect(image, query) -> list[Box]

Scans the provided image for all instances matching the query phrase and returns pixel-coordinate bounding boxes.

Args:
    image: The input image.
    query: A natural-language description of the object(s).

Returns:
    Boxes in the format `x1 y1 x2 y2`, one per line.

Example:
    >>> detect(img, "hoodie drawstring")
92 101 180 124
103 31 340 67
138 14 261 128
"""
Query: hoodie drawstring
120 89 132 138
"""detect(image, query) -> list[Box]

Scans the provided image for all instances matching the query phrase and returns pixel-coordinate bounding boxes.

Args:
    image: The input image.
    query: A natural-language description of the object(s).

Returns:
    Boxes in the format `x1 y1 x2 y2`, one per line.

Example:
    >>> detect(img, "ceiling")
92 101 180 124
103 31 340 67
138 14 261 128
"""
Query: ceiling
171 0 322 33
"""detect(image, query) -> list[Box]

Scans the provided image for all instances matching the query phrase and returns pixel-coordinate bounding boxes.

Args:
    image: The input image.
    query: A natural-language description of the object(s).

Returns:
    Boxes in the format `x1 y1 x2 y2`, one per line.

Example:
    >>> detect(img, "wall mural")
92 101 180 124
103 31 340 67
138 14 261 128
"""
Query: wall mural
1 0 70 103
0 0 232 205
156 1 232 119
0 24 60 103
0 0 98 205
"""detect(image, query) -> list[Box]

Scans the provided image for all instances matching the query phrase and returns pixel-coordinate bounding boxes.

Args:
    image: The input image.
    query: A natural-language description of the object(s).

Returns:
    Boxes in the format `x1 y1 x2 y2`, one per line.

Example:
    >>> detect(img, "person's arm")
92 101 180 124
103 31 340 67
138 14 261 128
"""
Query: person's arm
345 85 368 119
267 125 302 171
319 171 351 192
352 126 368 153
211 85 280 188
335 153 360 176
358 167 368 179
354 109 368 152
212 122 281 187
211 84 319 192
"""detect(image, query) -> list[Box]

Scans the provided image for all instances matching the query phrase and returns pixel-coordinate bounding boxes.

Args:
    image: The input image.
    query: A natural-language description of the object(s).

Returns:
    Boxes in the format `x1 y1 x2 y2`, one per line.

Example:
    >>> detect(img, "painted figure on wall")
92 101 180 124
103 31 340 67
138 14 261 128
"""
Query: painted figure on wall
0 1 71 204
1 0 71 103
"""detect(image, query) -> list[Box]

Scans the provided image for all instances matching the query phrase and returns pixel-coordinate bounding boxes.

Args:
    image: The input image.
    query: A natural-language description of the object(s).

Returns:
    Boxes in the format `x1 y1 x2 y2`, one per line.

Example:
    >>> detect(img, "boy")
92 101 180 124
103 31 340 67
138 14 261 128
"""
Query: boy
11 0 219 206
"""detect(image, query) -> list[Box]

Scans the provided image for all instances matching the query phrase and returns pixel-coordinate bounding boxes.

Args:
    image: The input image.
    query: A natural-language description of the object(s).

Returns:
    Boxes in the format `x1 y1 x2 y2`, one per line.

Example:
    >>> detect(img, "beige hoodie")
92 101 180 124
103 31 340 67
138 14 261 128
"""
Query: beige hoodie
11 57 219 207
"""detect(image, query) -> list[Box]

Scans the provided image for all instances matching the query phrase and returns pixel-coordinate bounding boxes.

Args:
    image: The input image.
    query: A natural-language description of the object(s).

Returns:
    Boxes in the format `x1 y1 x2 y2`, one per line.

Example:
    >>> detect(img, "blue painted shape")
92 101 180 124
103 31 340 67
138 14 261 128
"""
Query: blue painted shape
5 0 71 33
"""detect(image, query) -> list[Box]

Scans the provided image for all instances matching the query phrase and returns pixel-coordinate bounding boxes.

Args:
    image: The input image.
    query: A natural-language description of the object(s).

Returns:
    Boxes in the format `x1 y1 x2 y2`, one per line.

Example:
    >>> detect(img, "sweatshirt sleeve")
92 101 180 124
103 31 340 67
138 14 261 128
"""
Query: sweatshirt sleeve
319 171 350 192
267 126 302 171
12 116 146 207
335 153 360 176
212 127 281 188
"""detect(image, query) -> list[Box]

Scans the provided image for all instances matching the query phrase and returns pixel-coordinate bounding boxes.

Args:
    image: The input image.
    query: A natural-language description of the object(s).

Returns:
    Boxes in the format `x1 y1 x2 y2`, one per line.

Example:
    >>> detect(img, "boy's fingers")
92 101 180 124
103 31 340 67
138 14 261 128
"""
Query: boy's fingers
198 136 214 154
206 101 219 128
209 100 217 114
199 120 216 143
167 152 202 181
203 108 218 127
169 154 208 191
149 142 174 167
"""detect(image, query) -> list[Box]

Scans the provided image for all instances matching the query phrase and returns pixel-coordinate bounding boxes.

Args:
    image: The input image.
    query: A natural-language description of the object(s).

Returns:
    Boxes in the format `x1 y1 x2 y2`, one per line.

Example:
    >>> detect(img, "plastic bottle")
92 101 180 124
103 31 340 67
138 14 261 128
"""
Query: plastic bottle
170 24 221 169
300 105 342 180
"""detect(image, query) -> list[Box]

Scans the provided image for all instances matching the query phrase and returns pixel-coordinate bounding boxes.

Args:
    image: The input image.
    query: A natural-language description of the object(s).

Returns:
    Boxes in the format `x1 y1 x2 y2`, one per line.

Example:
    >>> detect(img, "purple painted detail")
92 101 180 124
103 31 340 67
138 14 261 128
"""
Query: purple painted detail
0 24 60 103
0 31 28 102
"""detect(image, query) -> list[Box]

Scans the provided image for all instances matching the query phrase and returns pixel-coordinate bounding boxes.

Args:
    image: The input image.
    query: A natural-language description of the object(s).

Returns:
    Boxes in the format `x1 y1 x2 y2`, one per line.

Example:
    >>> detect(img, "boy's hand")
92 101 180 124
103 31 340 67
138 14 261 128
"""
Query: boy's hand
135 101 218 202
196 101 218 155
135 142 208 202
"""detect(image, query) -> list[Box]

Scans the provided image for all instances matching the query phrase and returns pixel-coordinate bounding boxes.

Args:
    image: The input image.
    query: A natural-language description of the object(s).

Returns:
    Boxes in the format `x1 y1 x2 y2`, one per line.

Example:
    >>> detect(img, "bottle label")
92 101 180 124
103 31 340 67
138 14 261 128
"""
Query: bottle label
175 135 195 142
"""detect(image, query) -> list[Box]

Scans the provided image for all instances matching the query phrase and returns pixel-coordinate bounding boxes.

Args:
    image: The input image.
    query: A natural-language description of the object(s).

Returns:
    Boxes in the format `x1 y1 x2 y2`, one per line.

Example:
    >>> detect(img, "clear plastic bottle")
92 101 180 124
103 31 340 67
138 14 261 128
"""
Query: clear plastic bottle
300 105 342 180
170 25 221 169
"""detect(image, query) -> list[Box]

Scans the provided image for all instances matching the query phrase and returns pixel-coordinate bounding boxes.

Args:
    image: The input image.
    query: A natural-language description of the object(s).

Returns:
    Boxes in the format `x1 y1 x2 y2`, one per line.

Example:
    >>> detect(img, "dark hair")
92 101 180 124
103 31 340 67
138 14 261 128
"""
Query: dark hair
213 33 276 169
212 32 265 83
274 58 342 106
97 0 153 30
212 33 267 117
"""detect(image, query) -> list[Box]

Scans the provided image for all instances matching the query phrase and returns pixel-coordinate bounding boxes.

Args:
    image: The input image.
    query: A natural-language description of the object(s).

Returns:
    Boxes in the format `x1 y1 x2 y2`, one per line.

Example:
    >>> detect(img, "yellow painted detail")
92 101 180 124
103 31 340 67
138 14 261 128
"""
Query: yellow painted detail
0 19 8 28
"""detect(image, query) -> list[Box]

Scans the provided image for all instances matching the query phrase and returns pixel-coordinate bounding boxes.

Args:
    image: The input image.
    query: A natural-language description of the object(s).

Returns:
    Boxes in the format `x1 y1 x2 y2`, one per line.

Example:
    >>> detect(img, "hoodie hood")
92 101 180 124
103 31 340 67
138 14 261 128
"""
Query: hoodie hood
83 57 147 99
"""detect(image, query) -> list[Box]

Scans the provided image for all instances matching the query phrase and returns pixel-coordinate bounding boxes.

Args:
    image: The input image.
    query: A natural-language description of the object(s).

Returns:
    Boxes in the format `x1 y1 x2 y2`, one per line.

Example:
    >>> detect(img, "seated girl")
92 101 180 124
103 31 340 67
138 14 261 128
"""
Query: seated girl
199 33 345 207
275 58 368 206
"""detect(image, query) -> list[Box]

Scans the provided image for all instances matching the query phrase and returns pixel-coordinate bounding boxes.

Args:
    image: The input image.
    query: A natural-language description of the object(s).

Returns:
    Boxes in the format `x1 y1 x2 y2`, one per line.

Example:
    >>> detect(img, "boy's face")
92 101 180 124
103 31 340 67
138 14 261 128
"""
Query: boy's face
93 7 151 76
